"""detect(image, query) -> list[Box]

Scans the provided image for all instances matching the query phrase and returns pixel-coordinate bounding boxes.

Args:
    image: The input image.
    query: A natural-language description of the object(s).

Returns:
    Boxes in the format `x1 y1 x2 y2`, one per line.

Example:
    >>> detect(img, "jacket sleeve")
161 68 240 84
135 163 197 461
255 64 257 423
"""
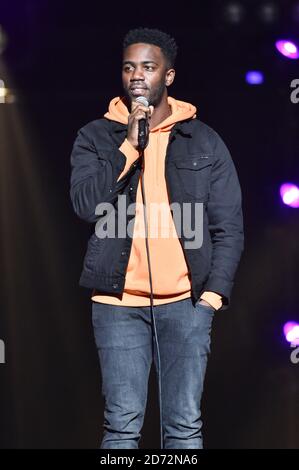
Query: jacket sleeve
69 121 135 223
204 131 244 309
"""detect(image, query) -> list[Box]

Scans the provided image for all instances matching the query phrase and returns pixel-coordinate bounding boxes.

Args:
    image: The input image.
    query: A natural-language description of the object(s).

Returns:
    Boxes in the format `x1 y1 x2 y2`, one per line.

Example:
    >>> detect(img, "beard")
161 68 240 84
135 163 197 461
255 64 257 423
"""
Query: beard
123 80 166 109
147 81 166 107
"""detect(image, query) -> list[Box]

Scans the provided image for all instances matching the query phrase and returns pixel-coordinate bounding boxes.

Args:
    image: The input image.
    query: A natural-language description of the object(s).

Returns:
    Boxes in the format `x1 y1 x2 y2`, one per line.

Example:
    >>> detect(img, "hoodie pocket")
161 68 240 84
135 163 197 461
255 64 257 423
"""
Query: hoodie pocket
174 156 213 199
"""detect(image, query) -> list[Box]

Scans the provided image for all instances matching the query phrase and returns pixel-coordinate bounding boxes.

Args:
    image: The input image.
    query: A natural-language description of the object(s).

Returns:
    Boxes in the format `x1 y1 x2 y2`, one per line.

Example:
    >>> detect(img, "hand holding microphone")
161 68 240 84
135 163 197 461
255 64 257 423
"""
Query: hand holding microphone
127 97 154 151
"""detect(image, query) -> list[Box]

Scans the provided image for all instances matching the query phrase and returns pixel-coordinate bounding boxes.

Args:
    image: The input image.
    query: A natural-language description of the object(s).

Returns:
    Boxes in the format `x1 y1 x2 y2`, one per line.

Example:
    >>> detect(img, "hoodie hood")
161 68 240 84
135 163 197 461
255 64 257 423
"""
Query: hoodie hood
104 96 197 132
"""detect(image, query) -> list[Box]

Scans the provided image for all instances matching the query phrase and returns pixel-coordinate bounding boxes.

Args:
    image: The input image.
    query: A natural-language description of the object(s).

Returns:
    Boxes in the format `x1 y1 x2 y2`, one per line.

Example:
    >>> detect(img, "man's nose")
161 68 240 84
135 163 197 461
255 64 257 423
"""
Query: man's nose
131 66 145 81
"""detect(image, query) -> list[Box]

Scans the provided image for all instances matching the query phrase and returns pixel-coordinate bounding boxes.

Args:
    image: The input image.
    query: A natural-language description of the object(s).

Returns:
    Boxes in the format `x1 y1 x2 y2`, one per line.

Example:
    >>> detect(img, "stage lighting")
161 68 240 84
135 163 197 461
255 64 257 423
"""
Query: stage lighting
223 1 246 24
0 79 7 103
257 2 279 24
284 322 299 346
275 39 299 59
245 71 264 85
280 183 299 208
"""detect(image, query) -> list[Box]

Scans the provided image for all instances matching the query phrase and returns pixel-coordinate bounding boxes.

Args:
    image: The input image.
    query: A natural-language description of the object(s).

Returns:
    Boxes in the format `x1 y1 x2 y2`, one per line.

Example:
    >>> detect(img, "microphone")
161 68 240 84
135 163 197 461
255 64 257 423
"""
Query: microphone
135 96 149 151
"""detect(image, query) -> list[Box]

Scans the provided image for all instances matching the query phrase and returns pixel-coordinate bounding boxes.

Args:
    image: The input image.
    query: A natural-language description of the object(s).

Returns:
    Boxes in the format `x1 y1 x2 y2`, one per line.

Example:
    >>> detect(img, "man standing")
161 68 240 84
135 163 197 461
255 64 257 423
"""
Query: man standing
70 27 244 449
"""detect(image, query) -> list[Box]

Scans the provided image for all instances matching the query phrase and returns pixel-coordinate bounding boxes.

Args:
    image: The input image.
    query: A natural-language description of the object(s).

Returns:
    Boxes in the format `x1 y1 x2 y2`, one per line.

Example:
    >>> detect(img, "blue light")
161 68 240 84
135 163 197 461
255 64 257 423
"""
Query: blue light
245 71 264 85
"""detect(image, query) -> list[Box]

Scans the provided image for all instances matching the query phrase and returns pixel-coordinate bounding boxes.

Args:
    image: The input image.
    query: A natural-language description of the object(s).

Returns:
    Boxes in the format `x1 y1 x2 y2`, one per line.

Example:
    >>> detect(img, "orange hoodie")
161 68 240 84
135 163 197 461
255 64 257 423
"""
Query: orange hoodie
91 96 222 309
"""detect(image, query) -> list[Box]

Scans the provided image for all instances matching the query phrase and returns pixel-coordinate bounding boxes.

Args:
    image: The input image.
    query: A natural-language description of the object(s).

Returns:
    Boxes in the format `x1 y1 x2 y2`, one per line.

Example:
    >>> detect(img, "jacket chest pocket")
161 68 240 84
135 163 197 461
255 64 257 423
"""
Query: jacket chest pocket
174 156 213 199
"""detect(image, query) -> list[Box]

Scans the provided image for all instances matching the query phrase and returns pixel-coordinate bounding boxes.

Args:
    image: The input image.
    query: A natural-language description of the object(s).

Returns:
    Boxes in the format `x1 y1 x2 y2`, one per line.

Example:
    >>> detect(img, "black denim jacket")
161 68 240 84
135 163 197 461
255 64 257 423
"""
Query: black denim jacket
70 117 244 310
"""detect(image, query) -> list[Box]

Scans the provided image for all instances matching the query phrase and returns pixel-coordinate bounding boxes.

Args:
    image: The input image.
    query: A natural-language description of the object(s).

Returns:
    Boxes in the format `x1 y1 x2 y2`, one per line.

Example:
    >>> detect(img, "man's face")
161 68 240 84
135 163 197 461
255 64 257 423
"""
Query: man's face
122 43 175 107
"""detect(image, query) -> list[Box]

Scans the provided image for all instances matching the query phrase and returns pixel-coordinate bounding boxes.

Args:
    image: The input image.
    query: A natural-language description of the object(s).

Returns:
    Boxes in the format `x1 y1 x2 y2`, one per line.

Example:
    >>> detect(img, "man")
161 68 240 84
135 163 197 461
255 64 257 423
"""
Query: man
70 27 244 449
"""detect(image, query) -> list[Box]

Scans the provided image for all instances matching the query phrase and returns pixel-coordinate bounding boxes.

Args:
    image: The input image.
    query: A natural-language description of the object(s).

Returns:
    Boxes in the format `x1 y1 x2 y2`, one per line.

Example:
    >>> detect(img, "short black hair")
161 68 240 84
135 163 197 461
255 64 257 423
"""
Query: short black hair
123 27 178 68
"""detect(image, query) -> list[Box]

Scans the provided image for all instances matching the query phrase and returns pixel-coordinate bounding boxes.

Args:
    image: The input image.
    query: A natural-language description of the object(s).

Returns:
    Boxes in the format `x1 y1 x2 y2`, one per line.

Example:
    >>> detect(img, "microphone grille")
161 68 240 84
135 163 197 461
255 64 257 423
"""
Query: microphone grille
135 96 149 107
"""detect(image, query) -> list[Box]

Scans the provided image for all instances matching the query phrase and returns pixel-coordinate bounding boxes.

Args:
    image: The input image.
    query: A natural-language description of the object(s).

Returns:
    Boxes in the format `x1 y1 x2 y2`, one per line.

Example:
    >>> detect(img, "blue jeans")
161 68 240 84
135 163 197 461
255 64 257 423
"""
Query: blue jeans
91 297 215 449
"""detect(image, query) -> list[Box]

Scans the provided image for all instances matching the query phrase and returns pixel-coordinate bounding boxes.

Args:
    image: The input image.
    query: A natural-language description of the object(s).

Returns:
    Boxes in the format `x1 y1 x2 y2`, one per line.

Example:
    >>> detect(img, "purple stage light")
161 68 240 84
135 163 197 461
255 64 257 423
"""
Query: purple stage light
284 322 299 345
245 71 264 85
275 40 299 59
280 183 299 208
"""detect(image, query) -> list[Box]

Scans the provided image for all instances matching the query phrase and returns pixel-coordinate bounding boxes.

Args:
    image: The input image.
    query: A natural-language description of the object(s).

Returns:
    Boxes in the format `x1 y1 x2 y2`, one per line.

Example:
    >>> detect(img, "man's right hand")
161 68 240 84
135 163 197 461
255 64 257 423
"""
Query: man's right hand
127 101 154 149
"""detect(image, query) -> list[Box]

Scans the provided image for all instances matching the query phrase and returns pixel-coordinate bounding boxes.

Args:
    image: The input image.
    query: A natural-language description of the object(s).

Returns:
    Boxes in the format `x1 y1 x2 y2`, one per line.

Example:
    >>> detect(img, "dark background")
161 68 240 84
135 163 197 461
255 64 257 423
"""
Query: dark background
0 0 299 449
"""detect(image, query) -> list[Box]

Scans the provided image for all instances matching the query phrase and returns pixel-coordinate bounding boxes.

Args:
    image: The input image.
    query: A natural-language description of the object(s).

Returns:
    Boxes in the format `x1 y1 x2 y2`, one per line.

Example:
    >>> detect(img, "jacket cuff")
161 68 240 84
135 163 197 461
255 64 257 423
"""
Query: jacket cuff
203 275 233 310
117 139 140 182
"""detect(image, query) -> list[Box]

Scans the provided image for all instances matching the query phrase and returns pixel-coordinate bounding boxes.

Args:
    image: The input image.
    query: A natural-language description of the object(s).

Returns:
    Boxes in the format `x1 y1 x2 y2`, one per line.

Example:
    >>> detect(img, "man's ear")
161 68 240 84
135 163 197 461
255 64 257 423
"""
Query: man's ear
165 68 175 87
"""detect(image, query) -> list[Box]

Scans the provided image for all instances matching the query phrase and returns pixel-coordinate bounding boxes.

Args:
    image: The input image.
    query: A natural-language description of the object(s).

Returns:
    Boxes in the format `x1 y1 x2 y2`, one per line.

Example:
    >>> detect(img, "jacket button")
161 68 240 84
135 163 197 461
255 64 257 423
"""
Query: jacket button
109 189 112 192
129 187 133 191
112 283 118 289
193 161 197 166
121 251 126 256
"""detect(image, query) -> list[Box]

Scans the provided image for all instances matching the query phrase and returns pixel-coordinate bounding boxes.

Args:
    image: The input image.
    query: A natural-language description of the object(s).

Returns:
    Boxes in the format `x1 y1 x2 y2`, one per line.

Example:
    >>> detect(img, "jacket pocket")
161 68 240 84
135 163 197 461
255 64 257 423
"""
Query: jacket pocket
174 156 213 199
83 232 103 272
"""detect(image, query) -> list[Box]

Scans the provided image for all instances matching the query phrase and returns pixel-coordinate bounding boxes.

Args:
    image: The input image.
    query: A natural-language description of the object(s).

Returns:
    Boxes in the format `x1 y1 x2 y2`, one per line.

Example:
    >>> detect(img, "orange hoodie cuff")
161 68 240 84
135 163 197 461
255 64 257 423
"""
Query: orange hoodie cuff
117 139 140 182
200 291 223 310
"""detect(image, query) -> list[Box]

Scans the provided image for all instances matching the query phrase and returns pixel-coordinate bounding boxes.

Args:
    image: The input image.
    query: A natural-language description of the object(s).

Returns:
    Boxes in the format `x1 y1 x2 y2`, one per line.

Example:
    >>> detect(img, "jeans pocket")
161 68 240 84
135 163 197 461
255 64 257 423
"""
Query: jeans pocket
195 301 216 315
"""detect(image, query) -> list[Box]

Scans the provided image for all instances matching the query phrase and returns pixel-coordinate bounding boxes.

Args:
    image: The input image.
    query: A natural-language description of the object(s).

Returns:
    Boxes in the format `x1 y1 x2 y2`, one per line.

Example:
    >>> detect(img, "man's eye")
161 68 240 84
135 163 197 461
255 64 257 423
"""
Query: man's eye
145 66 154 71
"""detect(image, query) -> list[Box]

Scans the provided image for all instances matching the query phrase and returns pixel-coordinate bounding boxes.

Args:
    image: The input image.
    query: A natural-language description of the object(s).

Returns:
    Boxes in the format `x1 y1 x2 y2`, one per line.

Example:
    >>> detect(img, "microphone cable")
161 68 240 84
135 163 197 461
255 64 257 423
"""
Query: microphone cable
139 148 164 450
